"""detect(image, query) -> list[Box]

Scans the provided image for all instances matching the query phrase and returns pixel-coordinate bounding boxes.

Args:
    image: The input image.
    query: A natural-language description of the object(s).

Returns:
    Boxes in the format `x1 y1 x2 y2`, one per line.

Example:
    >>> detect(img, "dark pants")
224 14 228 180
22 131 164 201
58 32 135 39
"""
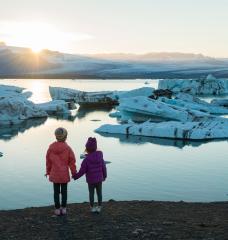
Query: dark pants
53 183 68 209
88 182 102 207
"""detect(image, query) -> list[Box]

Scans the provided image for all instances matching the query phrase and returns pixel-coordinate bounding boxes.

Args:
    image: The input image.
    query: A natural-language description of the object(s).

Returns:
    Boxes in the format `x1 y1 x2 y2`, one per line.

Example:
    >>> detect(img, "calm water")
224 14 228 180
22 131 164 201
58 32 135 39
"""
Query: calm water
0 79 228 210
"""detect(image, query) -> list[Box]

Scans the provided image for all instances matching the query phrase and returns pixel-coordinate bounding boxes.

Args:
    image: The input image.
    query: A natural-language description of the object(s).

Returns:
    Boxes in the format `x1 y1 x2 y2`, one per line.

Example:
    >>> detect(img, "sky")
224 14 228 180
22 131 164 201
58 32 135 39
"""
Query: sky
0 0 227 57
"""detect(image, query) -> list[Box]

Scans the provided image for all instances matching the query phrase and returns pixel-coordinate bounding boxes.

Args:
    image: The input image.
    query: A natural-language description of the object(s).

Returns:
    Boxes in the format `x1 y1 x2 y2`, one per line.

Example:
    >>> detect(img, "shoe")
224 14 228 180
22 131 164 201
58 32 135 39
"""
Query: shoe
61 207 67 215
54 208 61 216
90 206 97 213
96 206 102 213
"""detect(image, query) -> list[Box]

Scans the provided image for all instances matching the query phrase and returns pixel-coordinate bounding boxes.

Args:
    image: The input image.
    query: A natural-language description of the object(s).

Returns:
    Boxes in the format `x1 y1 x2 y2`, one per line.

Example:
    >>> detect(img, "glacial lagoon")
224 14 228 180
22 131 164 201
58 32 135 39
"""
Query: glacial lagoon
0 79 228 210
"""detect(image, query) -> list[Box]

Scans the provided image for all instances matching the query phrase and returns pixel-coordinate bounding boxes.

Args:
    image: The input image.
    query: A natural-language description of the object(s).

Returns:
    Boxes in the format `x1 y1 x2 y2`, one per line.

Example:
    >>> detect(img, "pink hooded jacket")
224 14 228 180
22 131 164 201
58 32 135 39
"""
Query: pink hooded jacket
46 142 77 183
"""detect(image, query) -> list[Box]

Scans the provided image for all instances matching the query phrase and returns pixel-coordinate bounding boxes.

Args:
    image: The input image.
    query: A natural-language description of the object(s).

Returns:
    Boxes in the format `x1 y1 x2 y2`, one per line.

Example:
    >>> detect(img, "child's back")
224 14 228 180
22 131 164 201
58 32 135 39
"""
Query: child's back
46 127 76 216
73 137 107 213
81 150 106 184
46 141 76 183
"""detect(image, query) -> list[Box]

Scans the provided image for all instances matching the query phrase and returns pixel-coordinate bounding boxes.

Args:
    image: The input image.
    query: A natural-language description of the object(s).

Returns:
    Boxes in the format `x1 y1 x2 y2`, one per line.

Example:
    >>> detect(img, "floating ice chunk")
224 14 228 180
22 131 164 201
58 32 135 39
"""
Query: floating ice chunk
22 91 33 99
109 111 122 118
96 119 228 140
49 86 154 107
49 86 116 106
211 99 228 108
36 100 70 115
158 74 228 95
117 96 216 122
206 74 217 81
159 93 228 114
104 161 111 164
97 131 217 148
0 95 47 125
80 153 87 159
0 84 24 93
112 87 154 100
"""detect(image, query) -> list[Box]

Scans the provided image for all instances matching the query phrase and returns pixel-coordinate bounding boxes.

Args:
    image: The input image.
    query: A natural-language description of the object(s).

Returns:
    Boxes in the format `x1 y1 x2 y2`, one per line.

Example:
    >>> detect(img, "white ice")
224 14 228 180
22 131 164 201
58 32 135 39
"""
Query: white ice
96 119 228 140
49 86 154 106
116 96 217 122
158 74 228 95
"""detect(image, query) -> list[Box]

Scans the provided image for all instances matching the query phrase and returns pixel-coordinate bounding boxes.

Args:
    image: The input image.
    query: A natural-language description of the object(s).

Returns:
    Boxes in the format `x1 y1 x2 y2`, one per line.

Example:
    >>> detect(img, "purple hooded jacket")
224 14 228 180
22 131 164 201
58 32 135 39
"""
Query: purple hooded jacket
73 151 107 184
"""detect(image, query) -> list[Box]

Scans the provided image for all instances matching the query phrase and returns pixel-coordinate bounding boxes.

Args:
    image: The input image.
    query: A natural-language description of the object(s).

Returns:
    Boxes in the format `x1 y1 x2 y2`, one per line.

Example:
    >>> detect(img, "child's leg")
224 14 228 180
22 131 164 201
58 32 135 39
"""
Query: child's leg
60 183 68 208
53 183 61 209
95 182 102 206
88 184 95 207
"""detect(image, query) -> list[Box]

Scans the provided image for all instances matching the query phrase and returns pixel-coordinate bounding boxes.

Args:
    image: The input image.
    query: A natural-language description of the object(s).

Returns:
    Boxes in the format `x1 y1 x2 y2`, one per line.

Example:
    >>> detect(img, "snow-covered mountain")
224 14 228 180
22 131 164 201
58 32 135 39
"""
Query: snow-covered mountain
0 43 228 78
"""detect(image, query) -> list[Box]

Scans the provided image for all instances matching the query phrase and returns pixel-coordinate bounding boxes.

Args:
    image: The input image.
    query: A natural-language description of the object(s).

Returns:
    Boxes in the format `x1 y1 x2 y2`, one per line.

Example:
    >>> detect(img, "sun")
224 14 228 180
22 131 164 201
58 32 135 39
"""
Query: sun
0 22 64 52
0 21 93 53
31 46 43 53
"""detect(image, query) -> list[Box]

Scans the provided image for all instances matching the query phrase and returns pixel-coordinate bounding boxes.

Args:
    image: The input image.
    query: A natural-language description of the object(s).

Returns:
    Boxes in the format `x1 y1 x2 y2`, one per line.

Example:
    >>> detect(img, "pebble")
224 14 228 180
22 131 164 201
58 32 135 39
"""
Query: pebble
132 228 144 235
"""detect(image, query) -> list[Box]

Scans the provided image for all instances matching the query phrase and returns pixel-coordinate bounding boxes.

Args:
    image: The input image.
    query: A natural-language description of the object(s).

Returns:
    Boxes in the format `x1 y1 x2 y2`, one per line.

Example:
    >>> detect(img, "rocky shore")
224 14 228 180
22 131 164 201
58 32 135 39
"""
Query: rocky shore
1 200 228 240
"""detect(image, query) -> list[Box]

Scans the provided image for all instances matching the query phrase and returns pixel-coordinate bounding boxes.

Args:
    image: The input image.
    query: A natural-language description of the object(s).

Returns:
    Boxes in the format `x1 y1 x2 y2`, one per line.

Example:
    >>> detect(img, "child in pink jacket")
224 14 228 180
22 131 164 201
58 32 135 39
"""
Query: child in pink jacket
46 127 77 216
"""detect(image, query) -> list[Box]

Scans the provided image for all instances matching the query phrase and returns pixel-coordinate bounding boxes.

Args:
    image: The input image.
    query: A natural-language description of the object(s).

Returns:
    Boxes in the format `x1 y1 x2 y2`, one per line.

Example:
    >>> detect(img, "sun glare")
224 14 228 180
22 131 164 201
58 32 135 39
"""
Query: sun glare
0 21 93 53
31 46 43 53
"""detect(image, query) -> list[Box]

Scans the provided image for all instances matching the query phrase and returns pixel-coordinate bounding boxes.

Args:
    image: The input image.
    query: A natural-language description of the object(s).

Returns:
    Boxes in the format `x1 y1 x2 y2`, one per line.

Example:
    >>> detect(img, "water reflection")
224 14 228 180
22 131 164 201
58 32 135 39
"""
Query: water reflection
0 117 47 141
49 113 78 122
76 106 113 119
98 132 228 149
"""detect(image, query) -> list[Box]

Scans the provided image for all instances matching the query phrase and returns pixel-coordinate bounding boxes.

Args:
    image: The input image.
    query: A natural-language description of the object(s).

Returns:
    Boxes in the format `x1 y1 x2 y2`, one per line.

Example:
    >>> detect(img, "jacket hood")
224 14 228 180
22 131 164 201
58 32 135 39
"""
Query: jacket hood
49 142 69 154
85 137 97 152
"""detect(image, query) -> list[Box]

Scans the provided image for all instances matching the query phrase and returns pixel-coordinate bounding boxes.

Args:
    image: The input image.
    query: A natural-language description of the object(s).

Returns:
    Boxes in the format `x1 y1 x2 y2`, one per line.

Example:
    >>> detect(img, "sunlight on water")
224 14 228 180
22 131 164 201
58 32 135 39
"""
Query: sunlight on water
0 79 228 210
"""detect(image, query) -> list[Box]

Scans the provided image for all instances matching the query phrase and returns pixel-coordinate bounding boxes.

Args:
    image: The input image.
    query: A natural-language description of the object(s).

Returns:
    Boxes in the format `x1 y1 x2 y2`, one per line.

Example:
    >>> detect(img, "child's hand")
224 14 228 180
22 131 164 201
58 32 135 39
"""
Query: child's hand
72 174 77 180
44 173 48 178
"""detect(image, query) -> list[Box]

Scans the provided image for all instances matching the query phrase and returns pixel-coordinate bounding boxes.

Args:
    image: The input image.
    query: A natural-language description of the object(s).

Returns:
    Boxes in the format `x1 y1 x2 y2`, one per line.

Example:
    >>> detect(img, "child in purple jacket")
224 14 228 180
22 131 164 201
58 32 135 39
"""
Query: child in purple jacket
73 137 107 213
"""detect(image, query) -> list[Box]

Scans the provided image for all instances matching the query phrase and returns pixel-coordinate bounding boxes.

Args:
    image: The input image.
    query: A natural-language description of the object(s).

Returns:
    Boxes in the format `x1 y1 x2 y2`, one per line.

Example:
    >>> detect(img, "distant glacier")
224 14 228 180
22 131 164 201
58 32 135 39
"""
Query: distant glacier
1 43 228 78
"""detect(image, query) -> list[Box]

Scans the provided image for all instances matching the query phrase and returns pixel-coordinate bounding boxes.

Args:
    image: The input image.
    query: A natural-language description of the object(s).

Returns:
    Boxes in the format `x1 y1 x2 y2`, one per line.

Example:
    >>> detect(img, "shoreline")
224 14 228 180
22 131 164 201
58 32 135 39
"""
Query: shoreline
1 200 228 239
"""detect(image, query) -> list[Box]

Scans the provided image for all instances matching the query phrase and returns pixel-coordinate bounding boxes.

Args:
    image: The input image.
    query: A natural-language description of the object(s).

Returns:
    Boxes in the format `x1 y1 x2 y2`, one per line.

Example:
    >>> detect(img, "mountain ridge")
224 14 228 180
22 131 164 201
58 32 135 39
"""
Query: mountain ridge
0 44 228 79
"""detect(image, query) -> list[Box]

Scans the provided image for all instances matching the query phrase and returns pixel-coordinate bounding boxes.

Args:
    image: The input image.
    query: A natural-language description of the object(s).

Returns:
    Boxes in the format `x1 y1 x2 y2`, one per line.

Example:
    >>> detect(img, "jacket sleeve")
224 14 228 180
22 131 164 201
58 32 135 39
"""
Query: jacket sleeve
101 152 107 179
68 147 77 176
73 158 87 180
46 148 52 175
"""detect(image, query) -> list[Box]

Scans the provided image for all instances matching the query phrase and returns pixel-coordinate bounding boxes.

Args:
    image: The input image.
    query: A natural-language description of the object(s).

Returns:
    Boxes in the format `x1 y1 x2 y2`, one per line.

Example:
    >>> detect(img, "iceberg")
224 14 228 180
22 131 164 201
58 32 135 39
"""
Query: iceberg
98 132 223 148
0 84 80 125
0 84 24 93
116 96 217 122
159 93 228 115
158 74 228 95
0 94 48 125
96 119 228 140
49 86 154 107
36 100 70 115
0 84 48 125
112 87 154 100
211 99 228 108
49 86 117 106
109 111 122 118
